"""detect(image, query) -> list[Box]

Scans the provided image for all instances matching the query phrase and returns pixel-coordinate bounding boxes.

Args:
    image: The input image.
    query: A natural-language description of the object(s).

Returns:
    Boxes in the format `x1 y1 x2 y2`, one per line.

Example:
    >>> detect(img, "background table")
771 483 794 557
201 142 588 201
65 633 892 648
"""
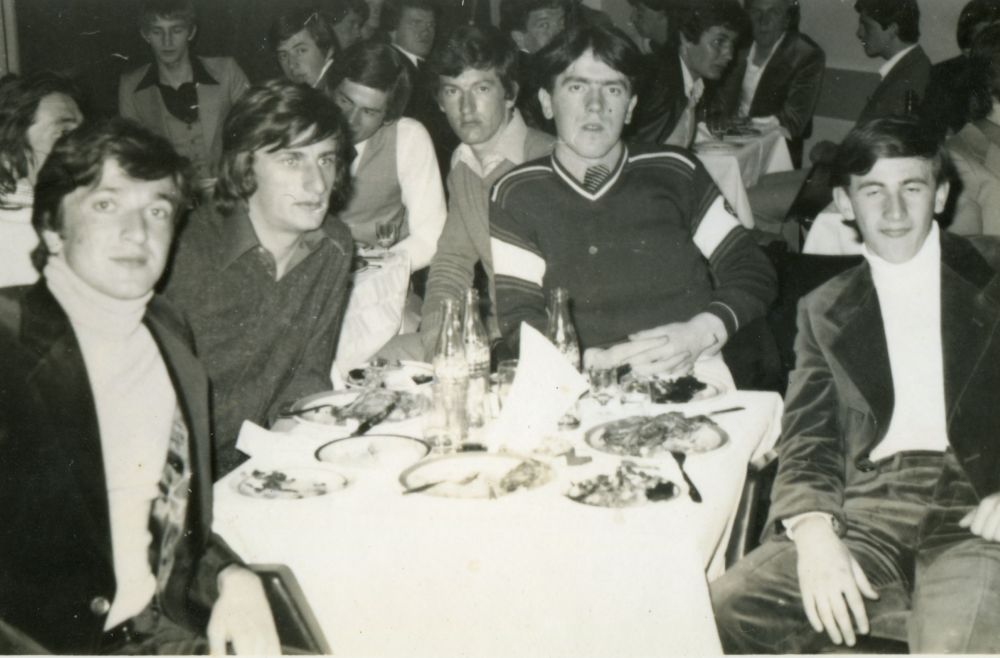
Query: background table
695 127 794 229
215 390 782 657
802 204 864 256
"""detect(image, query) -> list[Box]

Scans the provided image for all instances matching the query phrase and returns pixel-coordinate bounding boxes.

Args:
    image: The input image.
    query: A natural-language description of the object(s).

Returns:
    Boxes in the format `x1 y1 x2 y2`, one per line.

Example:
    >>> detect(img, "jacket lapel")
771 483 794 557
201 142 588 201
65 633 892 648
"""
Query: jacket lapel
195 66 223 158
827 265 895 441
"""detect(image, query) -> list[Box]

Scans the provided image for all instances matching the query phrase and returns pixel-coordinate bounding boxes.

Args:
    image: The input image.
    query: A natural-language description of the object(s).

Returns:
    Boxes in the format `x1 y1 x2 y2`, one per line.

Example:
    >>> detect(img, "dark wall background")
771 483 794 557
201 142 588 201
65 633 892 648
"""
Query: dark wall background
16 0 318 117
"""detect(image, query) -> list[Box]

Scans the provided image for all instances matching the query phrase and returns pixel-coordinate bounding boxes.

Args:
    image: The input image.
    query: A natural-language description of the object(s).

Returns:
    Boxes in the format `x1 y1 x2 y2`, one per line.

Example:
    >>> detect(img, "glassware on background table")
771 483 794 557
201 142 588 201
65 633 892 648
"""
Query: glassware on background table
375 219 400 254
427 299 468 453
588 367 616 407
546 287 581 429
496 359 518 410
620 376 650 407
462 288 490 428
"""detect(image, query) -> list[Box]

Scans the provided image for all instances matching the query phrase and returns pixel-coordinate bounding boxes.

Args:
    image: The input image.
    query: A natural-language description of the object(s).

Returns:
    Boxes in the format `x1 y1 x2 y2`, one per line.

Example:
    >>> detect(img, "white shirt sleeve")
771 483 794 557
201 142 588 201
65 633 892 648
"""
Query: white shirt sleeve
783 512 836 539
392 118 447 271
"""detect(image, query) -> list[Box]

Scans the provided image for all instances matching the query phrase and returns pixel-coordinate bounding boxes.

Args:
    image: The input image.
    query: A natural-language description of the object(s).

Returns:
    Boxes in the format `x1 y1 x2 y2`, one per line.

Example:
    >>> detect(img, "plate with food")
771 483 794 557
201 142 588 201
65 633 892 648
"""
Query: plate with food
566 460 679 507
585 411 729 457
345 360 434 390
315 433 430 469
647 374 724 403
231 467 349 500
399 453 553 499
289 388 430 431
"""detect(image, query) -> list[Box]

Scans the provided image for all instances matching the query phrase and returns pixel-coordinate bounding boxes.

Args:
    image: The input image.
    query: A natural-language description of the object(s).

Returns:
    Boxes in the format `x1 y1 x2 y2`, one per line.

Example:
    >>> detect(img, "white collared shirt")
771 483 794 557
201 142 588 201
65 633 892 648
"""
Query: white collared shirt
739 34 785 117
452 109 529 179
664 56 704 147
879 43 918 79
392 44 423 68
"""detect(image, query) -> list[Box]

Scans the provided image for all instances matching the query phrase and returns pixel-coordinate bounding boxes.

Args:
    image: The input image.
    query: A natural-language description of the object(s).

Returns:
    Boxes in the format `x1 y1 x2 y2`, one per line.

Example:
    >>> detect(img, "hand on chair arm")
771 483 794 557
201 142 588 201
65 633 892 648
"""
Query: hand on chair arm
207 565 281 655
959 492 1000 542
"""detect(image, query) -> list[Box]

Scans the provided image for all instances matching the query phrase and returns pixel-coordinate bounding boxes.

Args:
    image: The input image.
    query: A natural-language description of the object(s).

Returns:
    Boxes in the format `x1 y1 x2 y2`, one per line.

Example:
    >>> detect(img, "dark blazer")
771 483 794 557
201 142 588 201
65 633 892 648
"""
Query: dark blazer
711 31 825 165
920 54 975 141
857 44 931 124
768 232 1000 533
395 47 458 178
629 46 687 146
0 283 237 654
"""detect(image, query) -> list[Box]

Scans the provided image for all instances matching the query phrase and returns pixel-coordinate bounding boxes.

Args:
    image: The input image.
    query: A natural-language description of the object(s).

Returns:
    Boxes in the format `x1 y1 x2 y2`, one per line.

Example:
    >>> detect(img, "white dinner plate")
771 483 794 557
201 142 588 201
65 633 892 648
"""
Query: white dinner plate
290 389 429 433
399 453 553 499
315 433 430 469
584 412 729 457
647 374 726 403
231 466 350 500
695 141 739 154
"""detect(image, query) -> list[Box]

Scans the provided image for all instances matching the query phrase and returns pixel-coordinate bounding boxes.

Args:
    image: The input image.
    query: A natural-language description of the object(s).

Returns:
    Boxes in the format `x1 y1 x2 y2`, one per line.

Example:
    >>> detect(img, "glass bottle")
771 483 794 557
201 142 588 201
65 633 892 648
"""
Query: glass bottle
546 287 581 370
546 287 581 429
429 299 469 452
462 288 490 428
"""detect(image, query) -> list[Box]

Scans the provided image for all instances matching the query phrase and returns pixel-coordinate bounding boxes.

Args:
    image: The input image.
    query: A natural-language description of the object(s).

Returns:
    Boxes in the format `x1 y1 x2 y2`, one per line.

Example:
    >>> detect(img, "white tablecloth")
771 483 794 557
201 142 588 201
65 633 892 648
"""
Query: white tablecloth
214 390 782 657
695 127 794 229
802 204 864 256
332 251 411 379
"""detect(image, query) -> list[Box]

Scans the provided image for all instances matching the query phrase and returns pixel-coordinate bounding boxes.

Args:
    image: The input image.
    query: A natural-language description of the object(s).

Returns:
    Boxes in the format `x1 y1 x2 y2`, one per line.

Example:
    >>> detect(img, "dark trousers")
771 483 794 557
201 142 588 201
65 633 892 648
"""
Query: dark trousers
711 451 1000 653
101 599 207 655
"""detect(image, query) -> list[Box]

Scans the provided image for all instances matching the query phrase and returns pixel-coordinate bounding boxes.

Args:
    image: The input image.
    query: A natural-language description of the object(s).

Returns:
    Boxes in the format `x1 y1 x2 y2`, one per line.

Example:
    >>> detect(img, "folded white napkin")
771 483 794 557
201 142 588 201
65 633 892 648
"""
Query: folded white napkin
235 420 333 465
485 323 589 452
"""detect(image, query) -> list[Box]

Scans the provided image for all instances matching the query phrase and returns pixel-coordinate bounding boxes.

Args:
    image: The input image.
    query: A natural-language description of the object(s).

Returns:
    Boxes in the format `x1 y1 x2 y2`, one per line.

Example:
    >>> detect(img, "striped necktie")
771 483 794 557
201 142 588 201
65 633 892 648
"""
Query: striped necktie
583 164 612 193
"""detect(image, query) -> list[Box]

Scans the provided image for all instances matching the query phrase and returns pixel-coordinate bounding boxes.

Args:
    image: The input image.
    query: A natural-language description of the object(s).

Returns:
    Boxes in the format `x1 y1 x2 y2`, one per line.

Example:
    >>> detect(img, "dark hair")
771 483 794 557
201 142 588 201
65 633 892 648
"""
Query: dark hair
269 8 338 57
381 0 437 33
854 0 920 45
428 26 519 99
331 41 412 120
214 79 353 215
957 0 1000 51
327 0 371 25
535 23 642 93
678 0 751 44
31 117 193 270
500 0 572 35
966 22 1000 120
139 0 196 30
747 0 800 33
0 72 82 196
831 116 952 189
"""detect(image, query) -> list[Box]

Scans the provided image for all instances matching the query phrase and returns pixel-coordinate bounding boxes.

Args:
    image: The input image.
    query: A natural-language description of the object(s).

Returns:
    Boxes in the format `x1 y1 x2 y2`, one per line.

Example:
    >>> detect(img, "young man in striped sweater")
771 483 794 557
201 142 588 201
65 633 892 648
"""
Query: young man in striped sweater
489 23 775 377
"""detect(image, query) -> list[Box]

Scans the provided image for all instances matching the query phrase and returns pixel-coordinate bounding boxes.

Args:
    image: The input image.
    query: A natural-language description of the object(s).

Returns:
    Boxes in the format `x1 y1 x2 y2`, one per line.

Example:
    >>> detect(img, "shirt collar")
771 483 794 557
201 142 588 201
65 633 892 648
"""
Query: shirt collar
393 44 422 68
551 143 628 202
679 55 704 104
313 58 335 87
453 109 529 178
863 221 940 283
218 205 331 271
136 56 219 91
747 33 785 70
879 44 917 79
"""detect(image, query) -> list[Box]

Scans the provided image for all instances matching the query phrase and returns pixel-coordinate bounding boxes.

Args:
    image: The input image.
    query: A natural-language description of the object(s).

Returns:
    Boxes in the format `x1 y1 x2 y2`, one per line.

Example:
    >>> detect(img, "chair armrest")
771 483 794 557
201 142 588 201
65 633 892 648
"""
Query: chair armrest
249 564 332 655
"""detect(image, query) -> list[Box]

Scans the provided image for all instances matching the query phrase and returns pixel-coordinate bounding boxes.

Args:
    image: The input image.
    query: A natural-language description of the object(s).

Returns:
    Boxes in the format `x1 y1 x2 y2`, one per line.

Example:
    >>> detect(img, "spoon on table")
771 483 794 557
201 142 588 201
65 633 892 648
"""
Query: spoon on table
403 472 480 495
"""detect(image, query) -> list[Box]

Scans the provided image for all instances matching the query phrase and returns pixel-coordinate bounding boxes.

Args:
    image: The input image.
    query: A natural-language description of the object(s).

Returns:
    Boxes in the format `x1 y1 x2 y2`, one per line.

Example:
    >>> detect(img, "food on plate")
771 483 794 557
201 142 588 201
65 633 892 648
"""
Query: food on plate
411 374 433 385
587 412 728 456
236 469 334 500
299 389 428 425
401 455 553 499
498 459 549 493
647 375 708 403
567 461 679 507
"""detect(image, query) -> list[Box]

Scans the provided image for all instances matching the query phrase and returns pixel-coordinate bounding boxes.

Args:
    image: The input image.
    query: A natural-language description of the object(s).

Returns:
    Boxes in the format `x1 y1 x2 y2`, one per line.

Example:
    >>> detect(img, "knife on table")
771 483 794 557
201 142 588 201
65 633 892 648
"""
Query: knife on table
350 401 397 437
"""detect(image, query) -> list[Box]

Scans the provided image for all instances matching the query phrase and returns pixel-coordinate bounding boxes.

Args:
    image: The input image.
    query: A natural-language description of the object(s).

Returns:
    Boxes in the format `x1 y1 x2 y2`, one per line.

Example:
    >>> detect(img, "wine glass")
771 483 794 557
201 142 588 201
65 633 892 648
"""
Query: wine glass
375 220 399 254
588 367 616 407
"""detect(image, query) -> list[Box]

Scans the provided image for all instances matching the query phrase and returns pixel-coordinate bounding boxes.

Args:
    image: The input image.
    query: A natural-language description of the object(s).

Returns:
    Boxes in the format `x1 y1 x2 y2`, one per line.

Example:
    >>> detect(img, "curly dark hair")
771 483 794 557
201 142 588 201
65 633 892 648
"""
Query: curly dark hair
213 79 354 216
0 72 82 196
31 117 193 270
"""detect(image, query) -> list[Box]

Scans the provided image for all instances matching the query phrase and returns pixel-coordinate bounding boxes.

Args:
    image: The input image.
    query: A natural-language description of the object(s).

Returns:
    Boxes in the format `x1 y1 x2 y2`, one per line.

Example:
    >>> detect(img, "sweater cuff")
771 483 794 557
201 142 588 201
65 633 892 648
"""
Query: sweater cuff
705 301 739 338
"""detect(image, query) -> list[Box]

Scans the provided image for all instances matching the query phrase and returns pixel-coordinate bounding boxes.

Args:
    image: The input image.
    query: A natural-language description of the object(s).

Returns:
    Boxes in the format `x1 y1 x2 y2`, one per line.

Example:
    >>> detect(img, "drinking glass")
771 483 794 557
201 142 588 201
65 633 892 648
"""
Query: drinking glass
375 220 399 253
496 359 518 409
588 367 615 406
620 377 650 407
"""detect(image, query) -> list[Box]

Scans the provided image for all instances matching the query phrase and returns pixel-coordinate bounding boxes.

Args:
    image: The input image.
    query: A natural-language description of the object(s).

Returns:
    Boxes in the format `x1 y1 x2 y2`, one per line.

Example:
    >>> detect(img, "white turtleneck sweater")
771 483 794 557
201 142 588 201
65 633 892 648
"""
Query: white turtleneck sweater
864 223 950 460
45 257 177 629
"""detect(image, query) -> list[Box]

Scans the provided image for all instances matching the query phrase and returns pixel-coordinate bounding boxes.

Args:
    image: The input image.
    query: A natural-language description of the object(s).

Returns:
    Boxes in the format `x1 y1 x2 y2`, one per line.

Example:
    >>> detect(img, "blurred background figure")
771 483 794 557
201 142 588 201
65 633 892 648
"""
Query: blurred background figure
948 22 1000 237
326 0 370 51
269 8 339 88
0 73 83 288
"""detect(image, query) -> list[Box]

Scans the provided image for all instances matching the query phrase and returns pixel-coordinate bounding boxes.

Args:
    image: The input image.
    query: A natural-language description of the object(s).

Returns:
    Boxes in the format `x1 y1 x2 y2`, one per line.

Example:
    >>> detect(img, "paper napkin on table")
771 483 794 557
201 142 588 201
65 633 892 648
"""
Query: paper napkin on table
484 323 588 452
235 420 331 465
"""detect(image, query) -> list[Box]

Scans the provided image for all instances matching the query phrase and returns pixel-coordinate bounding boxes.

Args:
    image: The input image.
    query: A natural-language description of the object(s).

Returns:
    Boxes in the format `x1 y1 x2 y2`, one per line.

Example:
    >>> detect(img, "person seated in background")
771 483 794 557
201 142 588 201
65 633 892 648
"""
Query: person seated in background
0 118 279 655
327 0 369 51
269 7 339 89
749 0 930 237
164 80 355 478
921 0 1000 142
711 116 1000 654
383 0 458 173
626 0 679 53
331 41 447 273
380 25 555 361
628 0 749 149
0 73 82 288
500 0 574 131
119 0 249 189
490 24 775 378
948 22 1000 237
708 0 824 168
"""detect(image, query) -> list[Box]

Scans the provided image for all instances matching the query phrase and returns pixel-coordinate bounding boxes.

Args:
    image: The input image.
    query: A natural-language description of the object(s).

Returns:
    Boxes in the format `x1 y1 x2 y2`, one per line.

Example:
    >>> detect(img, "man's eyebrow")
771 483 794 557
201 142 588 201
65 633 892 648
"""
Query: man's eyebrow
560 75 628 87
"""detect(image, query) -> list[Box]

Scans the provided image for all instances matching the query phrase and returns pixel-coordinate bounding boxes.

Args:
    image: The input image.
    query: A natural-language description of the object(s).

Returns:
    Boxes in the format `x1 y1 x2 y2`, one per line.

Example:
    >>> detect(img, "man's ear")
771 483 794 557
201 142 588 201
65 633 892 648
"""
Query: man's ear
41 229 63 256
188 25 198 41
832 186 856 221
511 30 528 52
538 87 554 120
934 180 951 215
624 93 638 125
507 80 520 107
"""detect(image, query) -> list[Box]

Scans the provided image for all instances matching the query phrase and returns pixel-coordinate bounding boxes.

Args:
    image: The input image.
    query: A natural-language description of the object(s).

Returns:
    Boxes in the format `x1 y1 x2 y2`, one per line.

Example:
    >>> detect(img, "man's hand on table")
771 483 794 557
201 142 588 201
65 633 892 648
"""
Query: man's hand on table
791 516 878 648
960 492 1000 541
208 565 281 655
583 313 727 376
